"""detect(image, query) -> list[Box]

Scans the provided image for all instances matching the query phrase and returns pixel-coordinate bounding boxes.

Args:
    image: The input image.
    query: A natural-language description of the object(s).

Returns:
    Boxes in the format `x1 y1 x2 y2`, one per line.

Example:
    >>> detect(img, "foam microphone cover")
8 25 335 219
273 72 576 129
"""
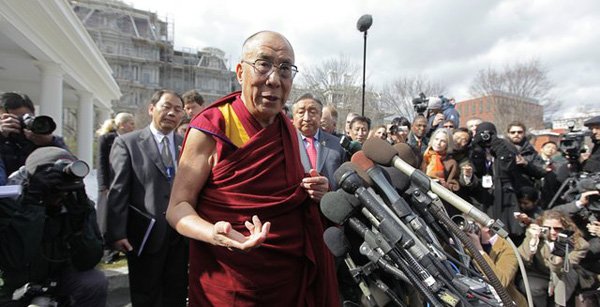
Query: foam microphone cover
393 143 418 168
320 190 357 225
333 161 372 187
323 226 350 257
362 138 398 166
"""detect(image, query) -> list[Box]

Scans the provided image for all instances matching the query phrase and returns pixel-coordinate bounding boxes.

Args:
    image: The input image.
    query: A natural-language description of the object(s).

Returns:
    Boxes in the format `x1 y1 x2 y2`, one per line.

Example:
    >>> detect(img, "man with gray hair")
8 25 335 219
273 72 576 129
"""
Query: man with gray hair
321 105 339 135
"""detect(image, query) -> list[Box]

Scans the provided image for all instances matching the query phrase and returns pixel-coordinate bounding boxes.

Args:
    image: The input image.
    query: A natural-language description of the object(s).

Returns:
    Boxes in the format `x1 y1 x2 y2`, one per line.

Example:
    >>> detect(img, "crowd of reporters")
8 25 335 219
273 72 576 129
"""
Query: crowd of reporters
336 93 600 306
1 87 600 306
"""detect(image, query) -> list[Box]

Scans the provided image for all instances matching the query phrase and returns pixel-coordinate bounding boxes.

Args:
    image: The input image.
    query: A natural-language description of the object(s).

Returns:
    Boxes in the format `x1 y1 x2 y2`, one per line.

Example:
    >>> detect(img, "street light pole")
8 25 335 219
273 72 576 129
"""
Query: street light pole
357 14 372 117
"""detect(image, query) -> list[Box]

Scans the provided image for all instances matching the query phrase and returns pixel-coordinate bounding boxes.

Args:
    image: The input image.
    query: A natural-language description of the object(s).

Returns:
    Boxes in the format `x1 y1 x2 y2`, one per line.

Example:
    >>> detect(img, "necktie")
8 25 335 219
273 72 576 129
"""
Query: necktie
161 137 174 169
306 137 317 169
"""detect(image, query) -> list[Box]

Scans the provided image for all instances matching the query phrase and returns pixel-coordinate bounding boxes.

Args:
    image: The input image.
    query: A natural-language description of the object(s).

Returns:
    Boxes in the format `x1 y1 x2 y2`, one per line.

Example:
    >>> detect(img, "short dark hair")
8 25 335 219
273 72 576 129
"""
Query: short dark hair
149 90 183 107
517 186 539 202
182 89 204 106
456 127 470 134
1 92 35 113
507 121 526 132
350 116 370 131
392 116 411 129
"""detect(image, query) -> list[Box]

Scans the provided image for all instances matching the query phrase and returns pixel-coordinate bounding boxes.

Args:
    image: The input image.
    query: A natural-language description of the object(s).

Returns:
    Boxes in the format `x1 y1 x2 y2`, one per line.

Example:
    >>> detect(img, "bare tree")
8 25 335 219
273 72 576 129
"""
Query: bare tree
469 59 560 120
379 75 447 122
292 55 384 129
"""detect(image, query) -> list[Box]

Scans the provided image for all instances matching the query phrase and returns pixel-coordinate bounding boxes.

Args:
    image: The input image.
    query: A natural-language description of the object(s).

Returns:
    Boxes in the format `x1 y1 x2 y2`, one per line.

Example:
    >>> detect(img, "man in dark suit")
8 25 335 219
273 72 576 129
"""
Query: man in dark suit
292 93 345 189
106 90 187 307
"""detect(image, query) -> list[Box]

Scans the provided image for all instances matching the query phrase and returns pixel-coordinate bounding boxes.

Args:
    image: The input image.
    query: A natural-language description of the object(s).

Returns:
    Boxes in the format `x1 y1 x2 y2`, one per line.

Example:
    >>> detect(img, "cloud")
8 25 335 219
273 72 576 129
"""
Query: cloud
128 0 600 113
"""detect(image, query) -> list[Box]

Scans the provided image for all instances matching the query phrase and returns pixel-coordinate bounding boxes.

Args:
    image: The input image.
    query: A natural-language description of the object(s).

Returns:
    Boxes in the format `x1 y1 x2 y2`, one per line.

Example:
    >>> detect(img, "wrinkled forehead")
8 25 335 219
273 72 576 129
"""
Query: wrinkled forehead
243 33 295 63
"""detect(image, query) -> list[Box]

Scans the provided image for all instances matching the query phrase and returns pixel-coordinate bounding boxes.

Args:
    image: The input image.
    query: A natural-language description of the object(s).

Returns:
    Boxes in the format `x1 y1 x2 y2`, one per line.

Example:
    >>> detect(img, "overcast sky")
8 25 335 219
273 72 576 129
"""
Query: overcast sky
128 0 599 115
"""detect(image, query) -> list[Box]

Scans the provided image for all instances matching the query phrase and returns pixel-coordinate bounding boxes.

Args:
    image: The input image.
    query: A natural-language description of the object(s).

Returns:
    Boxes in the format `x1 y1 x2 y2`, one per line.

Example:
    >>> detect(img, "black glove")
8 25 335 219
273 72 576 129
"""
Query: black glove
24 167 64 203
64 188 93 231
552 231 575 257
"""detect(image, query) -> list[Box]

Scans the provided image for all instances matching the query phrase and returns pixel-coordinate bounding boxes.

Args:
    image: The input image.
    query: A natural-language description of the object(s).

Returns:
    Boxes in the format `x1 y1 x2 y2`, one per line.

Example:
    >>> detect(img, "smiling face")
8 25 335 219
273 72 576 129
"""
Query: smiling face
236 32 295 127
148 92 184 134
431 131 449 153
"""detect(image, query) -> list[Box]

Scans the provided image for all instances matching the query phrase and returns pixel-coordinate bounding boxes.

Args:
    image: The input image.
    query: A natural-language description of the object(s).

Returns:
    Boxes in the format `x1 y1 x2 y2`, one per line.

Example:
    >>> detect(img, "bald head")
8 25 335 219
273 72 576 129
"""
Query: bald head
242 31 295 63
236 31 296 127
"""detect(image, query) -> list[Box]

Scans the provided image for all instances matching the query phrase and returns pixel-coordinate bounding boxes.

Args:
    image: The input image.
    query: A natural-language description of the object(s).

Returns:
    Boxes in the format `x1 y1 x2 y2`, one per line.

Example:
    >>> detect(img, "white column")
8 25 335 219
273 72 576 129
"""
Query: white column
36 62 64 135
77 92 94 166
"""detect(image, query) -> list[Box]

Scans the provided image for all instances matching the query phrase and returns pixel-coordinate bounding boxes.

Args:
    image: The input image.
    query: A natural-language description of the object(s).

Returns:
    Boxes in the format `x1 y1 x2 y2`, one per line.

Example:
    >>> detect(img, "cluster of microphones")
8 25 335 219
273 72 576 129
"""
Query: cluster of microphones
321 137 530 307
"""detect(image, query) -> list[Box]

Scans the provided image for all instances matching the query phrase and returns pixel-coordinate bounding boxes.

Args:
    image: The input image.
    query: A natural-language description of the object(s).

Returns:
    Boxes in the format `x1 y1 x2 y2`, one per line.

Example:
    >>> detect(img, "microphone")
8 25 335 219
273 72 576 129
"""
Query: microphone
362 137 504 235
351 151 435 244
335 165 442 292
323 227 377 307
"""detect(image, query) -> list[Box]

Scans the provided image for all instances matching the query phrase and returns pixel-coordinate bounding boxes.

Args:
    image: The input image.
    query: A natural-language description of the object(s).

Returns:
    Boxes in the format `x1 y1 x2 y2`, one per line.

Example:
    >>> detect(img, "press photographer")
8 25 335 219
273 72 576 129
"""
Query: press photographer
0 147 106 307
517 211 589 307
0 92 68 182
469 122 524 237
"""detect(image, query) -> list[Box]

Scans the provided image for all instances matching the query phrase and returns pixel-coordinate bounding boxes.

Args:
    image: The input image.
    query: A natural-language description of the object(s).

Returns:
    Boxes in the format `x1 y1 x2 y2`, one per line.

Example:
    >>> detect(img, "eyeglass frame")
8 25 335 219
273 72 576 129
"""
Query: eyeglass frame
508 130 524 135
241 59 298 80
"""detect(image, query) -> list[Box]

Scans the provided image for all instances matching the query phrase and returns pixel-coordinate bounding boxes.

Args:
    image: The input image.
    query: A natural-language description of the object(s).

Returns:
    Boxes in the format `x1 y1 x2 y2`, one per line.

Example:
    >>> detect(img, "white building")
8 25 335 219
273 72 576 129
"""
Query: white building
0 0 121 166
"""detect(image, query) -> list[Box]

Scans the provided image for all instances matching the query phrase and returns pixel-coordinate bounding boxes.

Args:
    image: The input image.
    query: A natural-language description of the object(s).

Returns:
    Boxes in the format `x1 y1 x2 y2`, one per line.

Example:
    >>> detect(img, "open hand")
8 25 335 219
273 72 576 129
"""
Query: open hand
212 215 271 251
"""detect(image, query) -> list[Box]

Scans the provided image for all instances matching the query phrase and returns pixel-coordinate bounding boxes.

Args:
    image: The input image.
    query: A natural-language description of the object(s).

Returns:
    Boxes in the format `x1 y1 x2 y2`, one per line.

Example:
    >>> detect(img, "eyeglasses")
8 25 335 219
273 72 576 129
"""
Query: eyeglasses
508 130 524 135
242 59 298 80
542 226 564 232
443 125 455 129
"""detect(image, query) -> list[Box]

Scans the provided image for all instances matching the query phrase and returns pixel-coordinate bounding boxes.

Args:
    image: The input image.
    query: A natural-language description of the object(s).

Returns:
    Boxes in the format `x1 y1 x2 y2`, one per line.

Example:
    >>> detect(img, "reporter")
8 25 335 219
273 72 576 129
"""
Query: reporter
465 221 527 306
0 92 68 180
0 147 106 307
517 210 589 307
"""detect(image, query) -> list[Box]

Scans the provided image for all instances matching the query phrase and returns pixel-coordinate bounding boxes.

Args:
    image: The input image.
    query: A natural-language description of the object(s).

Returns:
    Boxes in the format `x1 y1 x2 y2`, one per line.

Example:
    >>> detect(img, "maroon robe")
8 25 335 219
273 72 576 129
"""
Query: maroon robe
186 92 339 306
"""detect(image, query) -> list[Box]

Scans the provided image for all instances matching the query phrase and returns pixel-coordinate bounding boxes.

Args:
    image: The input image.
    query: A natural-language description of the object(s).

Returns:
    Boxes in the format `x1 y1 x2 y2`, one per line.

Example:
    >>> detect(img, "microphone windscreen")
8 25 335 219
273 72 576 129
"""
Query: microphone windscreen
334 162 356 189
323 226 350 257
381 166 410 192
393 143 418 168
320 190 357 225
351 150 375 171
363 138 397 166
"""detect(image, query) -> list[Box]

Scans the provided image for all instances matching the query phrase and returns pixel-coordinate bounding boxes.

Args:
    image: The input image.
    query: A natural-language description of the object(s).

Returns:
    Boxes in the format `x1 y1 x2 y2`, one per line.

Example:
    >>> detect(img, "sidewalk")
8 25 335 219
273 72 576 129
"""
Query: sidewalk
101 262 131 307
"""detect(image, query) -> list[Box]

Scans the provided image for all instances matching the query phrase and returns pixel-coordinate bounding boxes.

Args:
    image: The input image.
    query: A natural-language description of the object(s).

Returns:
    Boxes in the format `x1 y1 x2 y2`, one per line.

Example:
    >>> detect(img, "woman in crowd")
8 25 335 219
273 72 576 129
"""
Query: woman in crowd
420 128 460 192
518 210 589 307
368 125 388 140
95 112 135 254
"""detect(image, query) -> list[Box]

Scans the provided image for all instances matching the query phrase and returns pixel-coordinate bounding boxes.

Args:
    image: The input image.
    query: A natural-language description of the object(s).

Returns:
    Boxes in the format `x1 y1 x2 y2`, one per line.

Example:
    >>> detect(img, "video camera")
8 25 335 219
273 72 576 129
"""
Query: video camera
559 121 590 162
20 114 56 135
50 159 90 191
412 92 429 115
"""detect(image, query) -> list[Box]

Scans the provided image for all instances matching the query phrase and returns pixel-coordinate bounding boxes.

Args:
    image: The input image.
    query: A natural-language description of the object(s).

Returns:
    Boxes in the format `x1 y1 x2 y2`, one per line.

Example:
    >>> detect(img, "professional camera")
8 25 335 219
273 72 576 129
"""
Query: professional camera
559 121 590 162
19 114 56 135
51 159 90 192
339 135 362 157
452 215 480 235
412 92 429 115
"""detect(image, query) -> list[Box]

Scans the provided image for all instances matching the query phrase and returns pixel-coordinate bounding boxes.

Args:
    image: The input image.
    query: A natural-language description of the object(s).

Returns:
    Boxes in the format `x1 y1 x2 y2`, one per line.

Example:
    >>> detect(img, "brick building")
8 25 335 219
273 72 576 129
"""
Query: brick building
456 92 544 132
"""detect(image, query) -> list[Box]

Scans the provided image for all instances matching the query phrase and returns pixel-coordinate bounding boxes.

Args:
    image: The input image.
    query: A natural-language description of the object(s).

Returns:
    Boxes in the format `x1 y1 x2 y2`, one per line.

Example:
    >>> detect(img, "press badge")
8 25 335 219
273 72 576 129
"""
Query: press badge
482 175 493 188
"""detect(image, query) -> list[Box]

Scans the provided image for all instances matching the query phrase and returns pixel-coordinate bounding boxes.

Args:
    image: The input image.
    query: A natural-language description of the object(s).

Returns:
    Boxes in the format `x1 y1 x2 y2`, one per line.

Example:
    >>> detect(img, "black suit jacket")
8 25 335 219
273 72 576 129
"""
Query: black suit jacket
297 129 345 190
106 126 183 254
96 131 117 191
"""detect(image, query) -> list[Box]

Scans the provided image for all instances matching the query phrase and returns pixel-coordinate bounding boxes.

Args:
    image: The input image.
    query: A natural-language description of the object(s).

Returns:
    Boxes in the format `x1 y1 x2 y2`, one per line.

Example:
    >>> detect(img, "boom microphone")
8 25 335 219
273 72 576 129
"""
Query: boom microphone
363 137 499 233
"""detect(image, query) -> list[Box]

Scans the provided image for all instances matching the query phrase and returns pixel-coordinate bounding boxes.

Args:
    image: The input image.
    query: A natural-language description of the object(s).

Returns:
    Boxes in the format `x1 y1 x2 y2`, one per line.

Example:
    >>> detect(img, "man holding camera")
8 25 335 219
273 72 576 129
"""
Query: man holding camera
583 115 600 173
0 92 68 181
469 122 524 237
0 147 106 306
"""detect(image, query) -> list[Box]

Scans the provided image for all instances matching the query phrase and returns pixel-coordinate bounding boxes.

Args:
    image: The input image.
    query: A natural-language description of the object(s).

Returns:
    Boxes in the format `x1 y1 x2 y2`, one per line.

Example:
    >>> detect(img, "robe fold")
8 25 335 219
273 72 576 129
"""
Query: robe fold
186 92 339 306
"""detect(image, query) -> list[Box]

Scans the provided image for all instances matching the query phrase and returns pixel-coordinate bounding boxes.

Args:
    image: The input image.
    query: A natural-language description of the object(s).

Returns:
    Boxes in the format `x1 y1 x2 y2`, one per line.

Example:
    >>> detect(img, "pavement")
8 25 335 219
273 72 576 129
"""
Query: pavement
103 265 131 307
84 172 131 306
